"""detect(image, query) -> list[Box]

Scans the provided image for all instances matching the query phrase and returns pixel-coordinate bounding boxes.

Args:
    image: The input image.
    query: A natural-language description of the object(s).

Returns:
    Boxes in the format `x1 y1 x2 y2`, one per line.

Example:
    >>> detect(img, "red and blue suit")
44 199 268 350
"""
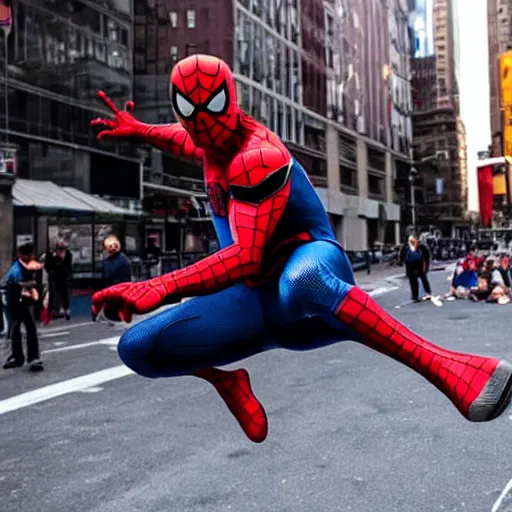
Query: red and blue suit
91 55 512 443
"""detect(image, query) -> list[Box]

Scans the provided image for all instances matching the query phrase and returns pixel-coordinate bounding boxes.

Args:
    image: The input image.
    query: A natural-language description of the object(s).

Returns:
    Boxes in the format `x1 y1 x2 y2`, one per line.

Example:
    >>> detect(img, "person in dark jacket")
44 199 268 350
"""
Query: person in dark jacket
45 239 73 320
102 236 132 322
103 235 132 288
399 235 434 302
3 242 44 371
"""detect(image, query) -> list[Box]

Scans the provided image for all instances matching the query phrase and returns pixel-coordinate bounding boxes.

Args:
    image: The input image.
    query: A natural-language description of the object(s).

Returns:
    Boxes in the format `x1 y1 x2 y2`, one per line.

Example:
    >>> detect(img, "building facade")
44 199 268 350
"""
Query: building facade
0 0 144 269
388 0 413 156
433 0 458 110
410 0 468 236
1 0 141 200
134 0 412 251
488 0 501 139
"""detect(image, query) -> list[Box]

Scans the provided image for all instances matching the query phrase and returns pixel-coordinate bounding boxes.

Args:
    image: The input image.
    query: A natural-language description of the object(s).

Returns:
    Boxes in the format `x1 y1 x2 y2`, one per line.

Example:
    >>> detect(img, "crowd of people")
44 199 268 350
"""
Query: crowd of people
397 234 512 306
0 235 133 372
446 248 512 305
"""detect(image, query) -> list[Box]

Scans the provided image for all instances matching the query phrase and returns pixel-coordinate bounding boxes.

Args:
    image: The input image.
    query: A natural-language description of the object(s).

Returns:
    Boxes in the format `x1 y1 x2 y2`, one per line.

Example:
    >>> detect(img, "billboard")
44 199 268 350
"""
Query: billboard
498 52 512 203
500 52 512 158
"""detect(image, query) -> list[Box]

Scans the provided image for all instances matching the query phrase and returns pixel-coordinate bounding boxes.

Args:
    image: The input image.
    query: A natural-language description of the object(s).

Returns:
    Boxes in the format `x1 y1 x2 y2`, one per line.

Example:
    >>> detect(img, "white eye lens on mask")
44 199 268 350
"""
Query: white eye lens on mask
206 88 227 113
175 92 195 118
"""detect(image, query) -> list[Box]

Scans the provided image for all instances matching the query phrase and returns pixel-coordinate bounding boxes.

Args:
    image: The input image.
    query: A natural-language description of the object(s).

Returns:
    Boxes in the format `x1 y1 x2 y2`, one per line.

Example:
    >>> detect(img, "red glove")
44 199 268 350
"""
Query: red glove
90 91 143 141
91 279 174 323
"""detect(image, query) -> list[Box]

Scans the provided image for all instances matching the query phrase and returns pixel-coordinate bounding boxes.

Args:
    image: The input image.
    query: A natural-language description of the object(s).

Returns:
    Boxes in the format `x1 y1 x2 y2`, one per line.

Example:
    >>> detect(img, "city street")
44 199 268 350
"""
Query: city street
2 269 512 512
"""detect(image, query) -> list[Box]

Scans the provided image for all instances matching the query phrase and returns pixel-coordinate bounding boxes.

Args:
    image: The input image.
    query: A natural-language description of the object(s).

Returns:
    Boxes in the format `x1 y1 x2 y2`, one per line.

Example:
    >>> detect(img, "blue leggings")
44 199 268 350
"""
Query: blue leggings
118 241 360 378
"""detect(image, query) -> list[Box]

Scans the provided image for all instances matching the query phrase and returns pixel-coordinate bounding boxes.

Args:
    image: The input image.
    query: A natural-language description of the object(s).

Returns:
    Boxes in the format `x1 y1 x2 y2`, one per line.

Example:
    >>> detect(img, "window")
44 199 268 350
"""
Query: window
170 45 178 62
187 9 196 28
170 11 178 27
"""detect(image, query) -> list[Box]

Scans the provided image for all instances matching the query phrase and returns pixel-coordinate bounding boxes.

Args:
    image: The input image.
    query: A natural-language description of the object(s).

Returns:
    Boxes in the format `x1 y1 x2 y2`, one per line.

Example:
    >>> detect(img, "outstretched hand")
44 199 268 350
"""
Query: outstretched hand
90 91 142 141
91 280 169 324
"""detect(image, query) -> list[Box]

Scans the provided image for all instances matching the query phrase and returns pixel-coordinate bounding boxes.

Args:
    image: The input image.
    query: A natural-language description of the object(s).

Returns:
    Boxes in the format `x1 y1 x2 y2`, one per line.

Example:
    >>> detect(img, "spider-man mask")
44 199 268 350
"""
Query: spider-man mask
170 55 240 153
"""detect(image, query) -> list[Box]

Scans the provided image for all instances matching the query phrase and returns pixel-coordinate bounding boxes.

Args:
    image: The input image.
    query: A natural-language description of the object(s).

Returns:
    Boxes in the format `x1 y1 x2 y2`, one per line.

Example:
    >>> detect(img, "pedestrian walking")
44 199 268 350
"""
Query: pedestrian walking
2 241 44 372
399 235 436 303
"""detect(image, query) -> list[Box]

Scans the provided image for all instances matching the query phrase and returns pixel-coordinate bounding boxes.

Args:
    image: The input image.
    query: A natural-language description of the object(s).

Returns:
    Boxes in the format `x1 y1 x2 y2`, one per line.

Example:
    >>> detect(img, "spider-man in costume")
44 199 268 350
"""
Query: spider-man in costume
91 55 512 443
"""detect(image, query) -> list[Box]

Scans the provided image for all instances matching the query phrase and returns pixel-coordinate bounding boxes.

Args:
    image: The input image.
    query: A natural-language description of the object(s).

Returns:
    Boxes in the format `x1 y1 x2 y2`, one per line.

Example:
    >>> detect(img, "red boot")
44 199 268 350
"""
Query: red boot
337 287 512 422
195 367 268 442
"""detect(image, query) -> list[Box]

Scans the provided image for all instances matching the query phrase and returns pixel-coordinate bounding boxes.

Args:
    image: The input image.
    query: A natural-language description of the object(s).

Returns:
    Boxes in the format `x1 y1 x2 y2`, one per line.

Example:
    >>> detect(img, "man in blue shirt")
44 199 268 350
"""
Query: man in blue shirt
3 242 44 372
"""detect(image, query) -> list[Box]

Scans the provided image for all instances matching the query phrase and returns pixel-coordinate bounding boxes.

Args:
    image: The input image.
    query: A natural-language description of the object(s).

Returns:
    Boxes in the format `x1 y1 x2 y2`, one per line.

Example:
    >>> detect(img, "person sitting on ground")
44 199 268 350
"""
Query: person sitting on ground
497 253 511 288
446 258 478 300
488 257 511 305
469 274 492 303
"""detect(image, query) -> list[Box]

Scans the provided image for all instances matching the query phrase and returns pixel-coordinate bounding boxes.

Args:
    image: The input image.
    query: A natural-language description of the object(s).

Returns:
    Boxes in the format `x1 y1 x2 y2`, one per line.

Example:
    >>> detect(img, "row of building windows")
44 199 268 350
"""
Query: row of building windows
237 80 305 146
4 2 132 103
235 9 301 103
237 0 300 45
0 85 136 161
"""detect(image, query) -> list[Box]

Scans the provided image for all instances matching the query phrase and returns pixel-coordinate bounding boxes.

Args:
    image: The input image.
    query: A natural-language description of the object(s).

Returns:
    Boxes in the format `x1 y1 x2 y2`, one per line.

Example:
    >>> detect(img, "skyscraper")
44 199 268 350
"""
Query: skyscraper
410 0 468 235
409 0 434 57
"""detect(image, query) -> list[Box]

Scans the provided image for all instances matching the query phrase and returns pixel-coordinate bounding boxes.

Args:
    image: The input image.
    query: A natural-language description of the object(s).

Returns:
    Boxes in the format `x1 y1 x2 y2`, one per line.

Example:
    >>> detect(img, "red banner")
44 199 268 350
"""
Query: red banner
478 165 494 227
0 1 12 36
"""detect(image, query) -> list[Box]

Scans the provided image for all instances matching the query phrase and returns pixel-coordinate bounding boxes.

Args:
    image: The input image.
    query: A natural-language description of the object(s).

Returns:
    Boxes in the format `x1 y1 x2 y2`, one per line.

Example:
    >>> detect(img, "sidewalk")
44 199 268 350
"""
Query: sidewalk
355 263 406 293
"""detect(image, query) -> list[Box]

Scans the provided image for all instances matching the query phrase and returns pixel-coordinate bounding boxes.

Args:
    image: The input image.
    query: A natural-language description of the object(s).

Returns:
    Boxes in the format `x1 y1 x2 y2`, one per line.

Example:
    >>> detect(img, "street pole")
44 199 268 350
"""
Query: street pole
409 173 416 234
411 179 416 232
3 29 8 144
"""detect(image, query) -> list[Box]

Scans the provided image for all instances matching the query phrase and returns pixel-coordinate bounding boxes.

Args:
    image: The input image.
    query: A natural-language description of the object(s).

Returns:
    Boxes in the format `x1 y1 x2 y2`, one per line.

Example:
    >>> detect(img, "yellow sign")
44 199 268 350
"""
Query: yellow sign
500 51 512 107
502 55 512 161
494 173 507 195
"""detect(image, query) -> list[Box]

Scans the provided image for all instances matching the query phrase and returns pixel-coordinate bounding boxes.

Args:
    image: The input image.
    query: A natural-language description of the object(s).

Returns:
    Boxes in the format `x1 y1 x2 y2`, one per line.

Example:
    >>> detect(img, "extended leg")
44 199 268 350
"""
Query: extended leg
272 241 512 422
117 284 270 442
336 287 512 421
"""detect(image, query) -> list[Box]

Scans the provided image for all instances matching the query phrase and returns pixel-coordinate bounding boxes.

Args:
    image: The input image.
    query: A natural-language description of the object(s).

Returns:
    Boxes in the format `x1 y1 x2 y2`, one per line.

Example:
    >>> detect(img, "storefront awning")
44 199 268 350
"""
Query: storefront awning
13 179 135 215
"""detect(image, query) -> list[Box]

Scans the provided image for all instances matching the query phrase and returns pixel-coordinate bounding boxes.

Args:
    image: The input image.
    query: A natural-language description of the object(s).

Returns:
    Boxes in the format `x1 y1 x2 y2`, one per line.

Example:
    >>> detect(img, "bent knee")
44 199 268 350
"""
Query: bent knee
279 255 352 314
118 324 158 377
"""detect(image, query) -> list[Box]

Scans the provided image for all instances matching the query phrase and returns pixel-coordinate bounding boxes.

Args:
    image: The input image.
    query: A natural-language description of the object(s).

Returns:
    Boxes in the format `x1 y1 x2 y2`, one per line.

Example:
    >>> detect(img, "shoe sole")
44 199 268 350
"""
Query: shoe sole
468 360 512 422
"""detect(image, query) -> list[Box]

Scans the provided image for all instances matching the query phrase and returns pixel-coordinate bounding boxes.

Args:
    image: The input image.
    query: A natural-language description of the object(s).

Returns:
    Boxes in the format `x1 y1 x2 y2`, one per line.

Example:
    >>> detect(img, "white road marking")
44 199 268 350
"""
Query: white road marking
77 386 104 394
41 321 93 334
42 336 119 355
0 365 133 416
40 331 69 339
492 477 512 511
368 286 399 298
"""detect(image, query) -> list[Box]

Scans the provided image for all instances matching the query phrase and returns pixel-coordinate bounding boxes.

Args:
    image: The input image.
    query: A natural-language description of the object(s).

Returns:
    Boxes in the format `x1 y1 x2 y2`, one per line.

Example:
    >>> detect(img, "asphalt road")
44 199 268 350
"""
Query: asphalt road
2 269 512 512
